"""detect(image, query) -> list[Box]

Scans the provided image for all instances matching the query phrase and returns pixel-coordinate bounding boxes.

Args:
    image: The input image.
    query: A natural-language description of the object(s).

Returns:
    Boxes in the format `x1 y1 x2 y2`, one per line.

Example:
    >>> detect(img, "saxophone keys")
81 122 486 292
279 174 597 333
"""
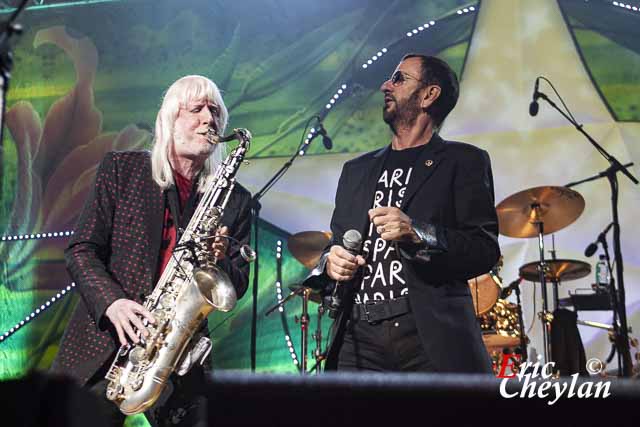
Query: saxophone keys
128 346 147 366
159 294 175 309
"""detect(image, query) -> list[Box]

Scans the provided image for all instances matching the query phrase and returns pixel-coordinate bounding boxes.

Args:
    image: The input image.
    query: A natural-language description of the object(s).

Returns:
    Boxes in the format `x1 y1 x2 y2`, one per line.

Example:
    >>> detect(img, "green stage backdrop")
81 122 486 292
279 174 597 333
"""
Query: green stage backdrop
0 0 639 425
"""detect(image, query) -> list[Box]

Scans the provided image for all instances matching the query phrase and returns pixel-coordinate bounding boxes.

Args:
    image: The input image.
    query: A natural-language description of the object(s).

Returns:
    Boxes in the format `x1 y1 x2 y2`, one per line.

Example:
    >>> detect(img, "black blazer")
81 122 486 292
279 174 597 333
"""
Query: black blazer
313 134 500 373
51 151 252 385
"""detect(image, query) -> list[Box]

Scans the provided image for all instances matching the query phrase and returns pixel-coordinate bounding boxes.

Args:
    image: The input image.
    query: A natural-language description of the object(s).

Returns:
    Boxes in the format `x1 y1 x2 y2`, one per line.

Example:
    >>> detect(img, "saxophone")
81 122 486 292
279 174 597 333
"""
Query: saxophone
105 128 255 415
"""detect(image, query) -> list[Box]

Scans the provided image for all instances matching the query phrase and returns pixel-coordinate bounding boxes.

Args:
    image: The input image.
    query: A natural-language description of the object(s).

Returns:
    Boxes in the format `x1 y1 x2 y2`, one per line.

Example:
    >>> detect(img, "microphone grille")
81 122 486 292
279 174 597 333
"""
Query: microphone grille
343 229 362 252
584 242 598 258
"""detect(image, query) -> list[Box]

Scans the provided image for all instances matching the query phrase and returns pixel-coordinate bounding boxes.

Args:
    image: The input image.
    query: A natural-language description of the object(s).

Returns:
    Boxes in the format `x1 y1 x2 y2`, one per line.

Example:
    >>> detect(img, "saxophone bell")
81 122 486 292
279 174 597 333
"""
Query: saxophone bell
192 265 237 312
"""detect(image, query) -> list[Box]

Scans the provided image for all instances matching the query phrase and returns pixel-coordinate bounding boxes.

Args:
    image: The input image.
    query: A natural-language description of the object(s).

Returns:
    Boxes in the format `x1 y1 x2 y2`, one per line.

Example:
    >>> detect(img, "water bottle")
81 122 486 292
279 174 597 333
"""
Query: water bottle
595 255 610 287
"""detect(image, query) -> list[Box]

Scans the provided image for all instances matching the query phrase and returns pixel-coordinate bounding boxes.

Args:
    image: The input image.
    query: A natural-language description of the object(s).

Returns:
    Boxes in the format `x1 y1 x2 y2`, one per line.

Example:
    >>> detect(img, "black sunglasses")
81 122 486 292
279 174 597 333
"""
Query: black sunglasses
389 70 425 86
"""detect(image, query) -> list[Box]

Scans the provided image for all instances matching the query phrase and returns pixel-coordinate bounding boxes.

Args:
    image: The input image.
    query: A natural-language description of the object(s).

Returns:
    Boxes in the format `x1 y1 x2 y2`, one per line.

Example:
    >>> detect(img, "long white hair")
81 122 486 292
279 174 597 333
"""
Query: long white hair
151 75 229 192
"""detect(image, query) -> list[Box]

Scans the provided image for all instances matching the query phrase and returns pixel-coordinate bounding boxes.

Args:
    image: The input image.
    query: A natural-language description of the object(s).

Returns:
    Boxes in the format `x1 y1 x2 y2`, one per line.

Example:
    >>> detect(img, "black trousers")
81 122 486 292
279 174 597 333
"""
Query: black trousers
337 311 435 372
87 362 207 427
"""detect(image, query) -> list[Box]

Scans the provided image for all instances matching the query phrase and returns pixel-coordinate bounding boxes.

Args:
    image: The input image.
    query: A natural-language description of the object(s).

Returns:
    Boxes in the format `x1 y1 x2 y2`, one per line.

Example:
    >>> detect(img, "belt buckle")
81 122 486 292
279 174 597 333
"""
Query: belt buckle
363 300 386 323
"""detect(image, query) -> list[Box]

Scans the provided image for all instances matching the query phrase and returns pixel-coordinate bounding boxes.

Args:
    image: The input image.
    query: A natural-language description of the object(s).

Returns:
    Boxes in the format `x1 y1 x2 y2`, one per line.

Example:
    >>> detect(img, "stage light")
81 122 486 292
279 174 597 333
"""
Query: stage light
0 282 77 343
406 32 413 36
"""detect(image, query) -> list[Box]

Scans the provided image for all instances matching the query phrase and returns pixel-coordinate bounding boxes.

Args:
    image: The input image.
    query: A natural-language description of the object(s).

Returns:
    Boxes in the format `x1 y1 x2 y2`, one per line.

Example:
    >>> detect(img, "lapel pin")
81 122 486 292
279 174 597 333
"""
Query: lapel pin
425 160 434 167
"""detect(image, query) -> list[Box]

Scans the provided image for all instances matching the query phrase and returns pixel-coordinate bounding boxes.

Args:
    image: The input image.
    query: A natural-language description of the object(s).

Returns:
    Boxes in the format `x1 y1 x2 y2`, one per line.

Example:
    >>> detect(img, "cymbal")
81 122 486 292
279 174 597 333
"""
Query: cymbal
288 284 323 304
519 259 591 283
287 231 332 269
496 186 585 238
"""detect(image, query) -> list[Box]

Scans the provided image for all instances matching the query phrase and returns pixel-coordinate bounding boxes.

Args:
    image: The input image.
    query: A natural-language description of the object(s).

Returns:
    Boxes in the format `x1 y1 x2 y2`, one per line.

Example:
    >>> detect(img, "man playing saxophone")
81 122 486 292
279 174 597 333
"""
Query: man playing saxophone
51 75 252 426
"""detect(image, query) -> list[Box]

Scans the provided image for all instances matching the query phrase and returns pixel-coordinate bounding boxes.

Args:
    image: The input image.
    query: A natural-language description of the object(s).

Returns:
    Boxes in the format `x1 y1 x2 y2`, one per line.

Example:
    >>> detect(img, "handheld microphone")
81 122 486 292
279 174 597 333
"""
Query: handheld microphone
309 120 333 150
529 77 540 117
328 229 362 317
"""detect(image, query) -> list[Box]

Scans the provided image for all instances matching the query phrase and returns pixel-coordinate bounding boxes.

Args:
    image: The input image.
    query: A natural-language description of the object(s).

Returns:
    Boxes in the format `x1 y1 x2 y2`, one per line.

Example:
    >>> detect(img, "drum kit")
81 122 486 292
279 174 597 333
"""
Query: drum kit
478 185 592 367
275 185 594 372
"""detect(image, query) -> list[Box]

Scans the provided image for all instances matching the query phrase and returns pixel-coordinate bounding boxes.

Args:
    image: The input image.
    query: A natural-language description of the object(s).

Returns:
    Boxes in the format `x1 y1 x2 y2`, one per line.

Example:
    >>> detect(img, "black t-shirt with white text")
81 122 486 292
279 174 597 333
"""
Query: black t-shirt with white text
355 144 428 304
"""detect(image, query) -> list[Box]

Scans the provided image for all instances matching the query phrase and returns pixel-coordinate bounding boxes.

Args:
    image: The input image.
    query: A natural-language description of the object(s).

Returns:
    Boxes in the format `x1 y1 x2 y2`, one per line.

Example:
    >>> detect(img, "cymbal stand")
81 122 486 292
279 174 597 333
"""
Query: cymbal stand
300 288 311 375
549 235 560 310
312 303 326 374
532 205 552 363
513 280 528 362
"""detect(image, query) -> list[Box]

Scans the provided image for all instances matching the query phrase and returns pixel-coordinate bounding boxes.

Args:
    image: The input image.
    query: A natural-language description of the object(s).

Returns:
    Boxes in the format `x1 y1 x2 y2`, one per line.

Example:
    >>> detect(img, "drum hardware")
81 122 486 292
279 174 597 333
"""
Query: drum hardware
298 287 311 374
311 303 326 374
264 230 333 374
575 319 630 333
265 283 325 374
497 185 585 364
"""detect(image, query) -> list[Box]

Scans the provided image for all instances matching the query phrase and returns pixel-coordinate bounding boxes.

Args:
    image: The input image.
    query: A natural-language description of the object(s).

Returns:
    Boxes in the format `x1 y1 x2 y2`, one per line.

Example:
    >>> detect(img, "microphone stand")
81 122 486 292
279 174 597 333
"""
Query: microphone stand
537 83 637 376
248 115 328 372
514 281 528 362
597 226 623 375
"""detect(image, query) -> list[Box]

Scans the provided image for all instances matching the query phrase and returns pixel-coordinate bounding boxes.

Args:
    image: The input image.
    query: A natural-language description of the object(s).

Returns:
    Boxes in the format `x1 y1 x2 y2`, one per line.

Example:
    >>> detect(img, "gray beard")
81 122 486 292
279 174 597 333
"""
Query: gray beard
382 92 421 133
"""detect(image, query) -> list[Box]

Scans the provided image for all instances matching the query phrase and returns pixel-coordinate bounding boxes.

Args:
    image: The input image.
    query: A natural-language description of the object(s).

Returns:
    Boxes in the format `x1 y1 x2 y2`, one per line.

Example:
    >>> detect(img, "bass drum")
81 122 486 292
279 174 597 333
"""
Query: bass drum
468 271 503 316
468 257 503 316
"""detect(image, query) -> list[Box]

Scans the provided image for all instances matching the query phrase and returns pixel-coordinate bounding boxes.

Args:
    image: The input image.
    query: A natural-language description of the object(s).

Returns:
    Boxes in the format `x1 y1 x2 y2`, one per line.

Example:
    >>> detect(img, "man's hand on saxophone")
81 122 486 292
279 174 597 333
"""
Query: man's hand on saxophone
213 225 230 260
105 299 156 346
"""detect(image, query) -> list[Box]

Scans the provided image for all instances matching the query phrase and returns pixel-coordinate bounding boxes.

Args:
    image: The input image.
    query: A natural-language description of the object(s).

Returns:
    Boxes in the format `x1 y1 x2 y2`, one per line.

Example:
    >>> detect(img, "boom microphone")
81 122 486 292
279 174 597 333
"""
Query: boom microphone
309 120 333 150
529 77 540 117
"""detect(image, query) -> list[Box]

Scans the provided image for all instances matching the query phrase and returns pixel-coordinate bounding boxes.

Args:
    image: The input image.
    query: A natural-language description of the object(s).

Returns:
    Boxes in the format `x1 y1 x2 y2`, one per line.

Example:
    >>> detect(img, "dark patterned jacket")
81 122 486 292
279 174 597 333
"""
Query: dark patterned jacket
50 151 252 385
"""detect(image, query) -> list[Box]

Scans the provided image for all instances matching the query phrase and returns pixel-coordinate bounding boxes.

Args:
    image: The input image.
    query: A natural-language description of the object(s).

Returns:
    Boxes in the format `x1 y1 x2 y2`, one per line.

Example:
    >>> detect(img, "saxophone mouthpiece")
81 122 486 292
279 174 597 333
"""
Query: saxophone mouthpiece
206 129 240 145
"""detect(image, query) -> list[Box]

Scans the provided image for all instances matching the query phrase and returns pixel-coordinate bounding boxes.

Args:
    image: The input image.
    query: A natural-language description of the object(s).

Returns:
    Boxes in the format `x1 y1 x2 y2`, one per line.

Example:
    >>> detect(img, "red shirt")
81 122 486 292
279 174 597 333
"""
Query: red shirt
156 172 193 278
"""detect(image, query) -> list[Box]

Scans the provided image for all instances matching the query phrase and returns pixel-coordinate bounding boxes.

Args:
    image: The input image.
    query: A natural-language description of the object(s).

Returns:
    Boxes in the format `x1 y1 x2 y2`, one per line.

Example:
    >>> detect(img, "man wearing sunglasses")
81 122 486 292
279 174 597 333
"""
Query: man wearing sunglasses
306 54 500 373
